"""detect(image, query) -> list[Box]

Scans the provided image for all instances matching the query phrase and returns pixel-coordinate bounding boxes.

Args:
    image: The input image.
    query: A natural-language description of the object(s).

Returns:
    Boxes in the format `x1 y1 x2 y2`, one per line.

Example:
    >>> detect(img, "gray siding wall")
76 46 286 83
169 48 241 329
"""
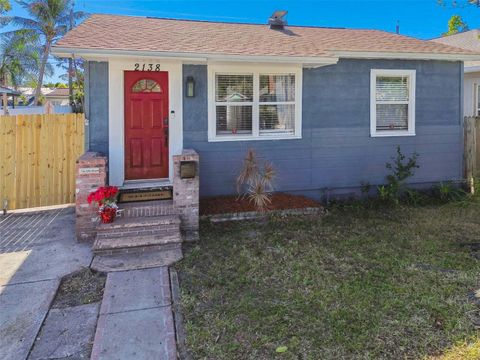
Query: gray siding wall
85 61 109 156
183 59 463 199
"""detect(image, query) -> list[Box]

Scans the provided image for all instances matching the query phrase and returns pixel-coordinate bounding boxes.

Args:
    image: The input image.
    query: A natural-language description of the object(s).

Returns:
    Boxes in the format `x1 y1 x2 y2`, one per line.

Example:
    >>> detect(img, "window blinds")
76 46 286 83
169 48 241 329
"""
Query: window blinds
214 73 296 137
215 74 253 134
375 76 409 131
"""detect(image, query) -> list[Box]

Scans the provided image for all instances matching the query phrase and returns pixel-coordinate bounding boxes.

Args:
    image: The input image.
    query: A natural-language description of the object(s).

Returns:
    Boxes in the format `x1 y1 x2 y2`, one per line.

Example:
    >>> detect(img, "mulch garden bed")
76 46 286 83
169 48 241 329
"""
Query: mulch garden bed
200 193 322 216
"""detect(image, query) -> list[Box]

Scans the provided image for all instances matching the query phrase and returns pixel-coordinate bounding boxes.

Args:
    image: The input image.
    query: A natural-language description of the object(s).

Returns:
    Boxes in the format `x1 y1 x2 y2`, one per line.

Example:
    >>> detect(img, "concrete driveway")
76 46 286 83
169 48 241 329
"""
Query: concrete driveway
0 207 92 360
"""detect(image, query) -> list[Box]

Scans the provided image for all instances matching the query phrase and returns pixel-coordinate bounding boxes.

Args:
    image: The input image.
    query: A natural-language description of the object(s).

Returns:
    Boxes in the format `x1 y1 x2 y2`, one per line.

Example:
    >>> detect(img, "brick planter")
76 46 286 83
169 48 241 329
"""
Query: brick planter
75 152 107 241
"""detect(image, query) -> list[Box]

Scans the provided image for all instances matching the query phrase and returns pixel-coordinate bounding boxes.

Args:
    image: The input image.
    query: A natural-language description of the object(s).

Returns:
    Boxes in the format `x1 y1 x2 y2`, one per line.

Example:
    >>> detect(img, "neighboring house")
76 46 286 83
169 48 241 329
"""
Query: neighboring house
52 13 480 200
45 88 70 106
432 30 480 117
0 86 21 107
19 87 70 106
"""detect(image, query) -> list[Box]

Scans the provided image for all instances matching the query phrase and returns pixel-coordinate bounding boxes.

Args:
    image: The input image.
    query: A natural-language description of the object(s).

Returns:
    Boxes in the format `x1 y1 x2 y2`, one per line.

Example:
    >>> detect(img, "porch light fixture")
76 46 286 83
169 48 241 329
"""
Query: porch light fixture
186 76 195 97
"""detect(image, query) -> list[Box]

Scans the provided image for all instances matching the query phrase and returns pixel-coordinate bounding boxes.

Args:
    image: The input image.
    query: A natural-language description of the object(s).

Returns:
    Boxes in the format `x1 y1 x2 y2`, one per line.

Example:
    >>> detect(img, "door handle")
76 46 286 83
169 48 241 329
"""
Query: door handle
164 127 169 147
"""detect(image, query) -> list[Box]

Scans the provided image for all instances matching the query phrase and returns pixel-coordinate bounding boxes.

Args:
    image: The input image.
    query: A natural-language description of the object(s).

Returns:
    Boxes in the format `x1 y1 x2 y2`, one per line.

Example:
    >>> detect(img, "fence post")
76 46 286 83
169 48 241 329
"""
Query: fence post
464 116 476 194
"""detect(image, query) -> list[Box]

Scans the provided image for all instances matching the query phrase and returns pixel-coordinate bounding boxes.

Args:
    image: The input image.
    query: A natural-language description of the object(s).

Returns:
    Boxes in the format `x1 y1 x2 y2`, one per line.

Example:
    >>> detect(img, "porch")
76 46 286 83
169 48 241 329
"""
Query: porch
74 149 199 271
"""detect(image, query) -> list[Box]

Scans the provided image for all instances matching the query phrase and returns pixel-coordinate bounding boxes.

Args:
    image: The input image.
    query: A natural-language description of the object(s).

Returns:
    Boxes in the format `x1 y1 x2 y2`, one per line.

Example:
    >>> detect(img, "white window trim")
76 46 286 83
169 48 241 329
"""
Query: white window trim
370 69 416 137
208 63 302 142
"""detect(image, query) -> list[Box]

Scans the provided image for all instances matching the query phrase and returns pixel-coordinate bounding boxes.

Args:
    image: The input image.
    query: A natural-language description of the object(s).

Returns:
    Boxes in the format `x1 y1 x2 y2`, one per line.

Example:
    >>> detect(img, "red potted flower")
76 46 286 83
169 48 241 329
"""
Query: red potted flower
87 186 119 223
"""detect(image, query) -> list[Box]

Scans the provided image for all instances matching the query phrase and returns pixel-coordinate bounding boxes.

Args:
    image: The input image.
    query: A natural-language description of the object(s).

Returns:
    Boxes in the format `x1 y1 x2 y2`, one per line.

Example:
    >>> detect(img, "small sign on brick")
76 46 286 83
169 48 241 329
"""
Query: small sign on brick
79 167 100 175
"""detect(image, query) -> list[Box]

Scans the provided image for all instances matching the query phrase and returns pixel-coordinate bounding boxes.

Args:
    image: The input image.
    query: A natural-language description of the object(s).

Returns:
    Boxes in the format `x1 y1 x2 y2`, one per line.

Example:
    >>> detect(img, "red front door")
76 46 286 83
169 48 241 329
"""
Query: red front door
124 71 169 180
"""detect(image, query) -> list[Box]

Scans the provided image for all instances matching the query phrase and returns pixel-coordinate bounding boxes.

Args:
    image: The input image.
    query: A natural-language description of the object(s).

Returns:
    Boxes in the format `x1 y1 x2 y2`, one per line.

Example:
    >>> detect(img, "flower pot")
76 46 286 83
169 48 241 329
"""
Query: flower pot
99 206 117 224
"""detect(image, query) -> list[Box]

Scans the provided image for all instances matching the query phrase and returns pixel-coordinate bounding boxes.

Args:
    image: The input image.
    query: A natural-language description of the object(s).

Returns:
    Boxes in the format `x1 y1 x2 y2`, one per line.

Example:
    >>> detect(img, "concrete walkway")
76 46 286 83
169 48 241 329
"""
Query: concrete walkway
91 267 177 360
0 207 92 360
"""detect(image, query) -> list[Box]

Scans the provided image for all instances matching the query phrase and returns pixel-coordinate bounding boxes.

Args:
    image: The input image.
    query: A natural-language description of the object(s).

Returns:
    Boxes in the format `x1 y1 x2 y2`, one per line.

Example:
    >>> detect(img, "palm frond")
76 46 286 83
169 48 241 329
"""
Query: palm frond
0 27 41 86
0 15 12 27
30 0 68 23
7 16 41 31
57 10 88 24
0 28 39 42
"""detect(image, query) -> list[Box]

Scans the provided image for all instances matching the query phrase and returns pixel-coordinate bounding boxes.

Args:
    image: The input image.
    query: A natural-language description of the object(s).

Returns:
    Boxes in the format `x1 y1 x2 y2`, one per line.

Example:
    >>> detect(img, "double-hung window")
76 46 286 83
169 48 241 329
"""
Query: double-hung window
370 69 416 137
209 65 301 141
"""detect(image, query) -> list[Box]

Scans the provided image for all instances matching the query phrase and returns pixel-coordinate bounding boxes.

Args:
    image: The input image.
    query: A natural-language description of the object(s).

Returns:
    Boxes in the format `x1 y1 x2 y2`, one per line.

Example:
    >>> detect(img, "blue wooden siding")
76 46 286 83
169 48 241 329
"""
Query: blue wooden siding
85 61 109 156
183 60 463 199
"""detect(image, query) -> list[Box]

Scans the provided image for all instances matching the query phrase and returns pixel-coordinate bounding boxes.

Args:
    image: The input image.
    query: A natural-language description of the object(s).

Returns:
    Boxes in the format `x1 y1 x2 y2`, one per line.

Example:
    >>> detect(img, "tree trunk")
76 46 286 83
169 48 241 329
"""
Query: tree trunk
68 7 74 104
68 57 73 102
1 76 8 115
34 39 52 106
2 91 7 115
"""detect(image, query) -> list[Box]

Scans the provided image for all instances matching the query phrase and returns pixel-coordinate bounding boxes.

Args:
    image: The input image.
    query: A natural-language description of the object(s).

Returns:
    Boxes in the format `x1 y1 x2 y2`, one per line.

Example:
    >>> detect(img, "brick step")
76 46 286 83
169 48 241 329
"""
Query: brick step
117 200 177 218
94 239 182 256
93 214 183 260
97 214 180 232
94 230 182 253
96 224 180 239
91 243 183 272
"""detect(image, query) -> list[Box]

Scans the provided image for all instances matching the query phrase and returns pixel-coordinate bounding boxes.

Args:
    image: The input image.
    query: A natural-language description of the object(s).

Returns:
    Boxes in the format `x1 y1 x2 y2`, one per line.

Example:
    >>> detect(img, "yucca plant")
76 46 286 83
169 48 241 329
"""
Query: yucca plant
236 148 276 212
236 148 258 194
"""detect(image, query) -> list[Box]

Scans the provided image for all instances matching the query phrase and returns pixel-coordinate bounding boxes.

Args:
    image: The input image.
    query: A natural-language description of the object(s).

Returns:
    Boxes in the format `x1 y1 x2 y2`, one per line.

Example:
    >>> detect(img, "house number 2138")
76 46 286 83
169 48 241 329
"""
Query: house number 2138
134 63 161 71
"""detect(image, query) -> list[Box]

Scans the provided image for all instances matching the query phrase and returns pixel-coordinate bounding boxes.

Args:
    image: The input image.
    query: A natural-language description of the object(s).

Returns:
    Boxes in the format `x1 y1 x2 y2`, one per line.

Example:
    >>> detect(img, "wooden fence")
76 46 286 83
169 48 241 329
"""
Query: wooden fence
0 114 84 210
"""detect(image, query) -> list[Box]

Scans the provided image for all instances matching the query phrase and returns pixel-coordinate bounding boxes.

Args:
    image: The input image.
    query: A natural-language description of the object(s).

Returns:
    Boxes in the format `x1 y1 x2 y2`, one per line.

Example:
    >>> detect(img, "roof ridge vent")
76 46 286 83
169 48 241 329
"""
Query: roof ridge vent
269 10 288 30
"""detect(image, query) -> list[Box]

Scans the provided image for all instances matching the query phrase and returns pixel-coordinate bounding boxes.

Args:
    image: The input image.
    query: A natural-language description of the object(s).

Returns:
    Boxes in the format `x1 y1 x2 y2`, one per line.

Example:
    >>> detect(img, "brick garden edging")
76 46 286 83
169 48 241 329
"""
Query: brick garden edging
201 206 326 223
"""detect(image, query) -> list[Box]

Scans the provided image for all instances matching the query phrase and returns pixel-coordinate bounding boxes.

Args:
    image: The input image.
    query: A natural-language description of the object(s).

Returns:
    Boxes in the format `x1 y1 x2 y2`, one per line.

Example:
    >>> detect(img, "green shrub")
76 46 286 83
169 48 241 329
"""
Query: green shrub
378 146 419 204
402 189 429 206
434 181 467 202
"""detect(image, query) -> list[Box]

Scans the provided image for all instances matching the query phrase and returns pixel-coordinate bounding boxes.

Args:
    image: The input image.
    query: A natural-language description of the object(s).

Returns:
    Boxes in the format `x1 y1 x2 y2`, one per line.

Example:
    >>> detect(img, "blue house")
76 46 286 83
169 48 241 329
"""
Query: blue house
53 13 480 200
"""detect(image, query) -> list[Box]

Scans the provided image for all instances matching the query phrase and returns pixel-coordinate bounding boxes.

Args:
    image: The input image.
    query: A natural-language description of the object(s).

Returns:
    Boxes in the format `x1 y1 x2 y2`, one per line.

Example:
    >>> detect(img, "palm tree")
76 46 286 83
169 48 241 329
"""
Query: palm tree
0 30 40 113
1 0 85 105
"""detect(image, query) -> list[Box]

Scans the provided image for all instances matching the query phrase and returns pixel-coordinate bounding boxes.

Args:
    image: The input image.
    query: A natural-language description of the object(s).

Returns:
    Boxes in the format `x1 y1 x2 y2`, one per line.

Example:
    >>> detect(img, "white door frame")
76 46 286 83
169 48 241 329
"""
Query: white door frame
108 58 183 186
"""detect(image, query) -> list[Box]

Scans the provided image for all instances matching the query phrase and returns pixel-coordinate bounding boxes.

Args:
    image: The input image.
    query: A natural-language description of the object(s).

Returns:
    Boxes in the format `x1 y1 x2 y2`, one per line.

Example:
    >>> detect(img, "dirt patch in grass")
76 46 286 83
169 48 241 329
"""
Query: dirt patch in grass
200 193 321 215
52 268 106 309
177 201 480 359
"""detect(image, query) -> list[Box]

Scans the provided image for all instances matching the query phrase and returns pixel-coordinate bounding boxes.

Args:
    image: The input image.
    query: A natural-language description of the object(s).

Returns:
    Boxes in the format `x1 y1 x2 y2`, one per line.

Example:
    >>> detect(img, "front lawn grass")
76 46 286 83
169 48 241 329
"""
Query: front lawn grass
176 201 480 359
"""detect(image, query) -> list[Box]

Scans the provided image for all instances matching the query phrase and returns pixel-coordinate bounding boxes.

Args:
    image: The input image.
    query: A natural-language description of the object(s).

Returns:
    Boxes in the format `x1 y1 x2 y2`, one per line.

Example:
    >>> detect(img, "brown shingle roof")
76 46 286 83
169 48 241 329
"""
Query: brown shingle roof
431 30 480 67
54 14 479 59
47 88 69 97
431 30 480 51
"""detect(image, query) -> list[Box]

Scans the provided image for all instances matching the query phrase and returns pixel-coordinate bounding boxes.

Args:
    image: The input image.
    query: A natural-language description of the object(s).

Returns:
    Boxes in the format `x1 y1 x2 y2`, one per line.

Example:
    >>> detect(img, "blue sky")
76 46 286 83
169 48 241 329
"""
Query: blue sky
8 0 480 82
